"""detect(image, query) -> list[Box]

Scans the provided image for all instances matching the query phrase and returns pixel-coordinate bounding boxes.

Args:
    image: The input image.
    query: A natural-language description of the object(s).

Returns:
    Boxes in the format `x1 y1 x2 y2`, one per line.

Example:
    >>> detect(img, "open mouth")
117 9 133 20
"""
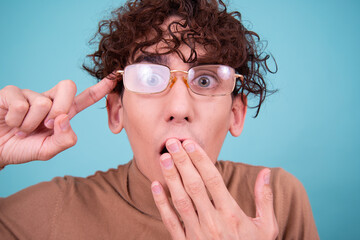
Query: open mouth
159 139 185 155
160 145 168 154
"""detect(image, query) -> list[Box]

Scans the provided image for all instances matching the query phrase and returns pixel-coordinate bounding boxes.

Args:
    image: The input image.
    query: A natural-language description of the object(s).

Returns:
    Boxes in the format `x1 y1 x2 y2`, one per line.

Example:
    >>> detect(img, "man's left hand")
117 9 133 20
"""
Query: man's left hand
151 139 279 240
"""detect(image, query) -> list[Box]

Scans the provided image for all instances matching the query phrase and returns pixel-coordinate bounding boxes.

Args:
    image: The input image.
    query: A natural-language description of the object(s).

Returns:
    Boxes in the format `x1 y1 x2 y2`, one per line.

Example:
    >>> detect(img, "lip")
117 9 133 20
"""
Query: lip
158 138 188 154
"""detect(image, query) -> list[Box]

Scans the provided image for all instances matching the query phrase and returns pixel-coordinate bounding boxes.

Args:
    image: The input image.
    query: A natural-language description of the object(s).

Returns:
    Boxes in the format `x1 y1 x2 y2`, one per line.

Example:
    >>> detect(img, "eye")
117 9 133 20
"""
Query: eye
197 76 210 87
193 75 217 88
142 73 163 87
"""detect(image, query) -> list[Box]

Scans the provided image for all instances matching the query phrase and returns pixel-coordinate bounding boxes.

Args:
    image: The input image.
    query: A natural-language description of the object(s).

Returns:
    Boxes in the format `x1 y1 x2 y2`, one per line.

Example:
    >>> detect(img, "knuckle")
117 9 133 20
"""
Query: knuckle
69 134 78 146
11 101 29 113
204 175 223 189
227 213 240 229
72 99 81 113
191 153 207 164
154 196 168 206
88 88 99 102
163 171 178 181
59 79 77 90
185 180 204 196
264 187 274 201
3 85 18 92
64 136 77 149
173 152 188 166
173 197 192 212
19 122 35 132
4 116 19 128
163 217 178 232
57 134 78 149
51 108 67 116
33 97 52 109
265 192 274 201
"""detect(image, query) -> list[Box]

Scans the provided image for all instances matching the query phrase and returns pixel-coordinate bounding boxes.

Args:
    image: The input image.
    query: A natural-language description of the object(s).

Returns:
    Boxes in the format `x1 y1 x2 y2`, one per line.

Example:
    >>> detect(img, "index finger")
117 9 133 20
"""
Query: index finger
69 75 117 118
181 140 239 209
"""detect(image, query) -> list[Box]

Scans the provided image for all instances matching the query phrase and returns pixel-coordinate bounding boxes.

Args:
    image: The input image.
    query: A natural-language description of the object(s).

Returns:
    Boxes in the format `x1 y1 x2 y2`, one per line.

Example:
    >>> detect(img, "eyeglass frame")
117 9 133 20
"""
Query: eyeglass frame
116 63 244 97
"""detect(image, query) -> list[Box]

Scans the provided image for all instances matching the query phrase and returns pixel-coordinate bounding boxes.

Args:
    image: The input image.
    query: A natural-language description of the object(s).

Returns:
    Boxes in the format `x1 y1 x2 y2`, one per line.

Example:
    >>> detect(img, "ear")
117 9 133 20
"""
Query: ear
229 94 247 137
106 92 124 134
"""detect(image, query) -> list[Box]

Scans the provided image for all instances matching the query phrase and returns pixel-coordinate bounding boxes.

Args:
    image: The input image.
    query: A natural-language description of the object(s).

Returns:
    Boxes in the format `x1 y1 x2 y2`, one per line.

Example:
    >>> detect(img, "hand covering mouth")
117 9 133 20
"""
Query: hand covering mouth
159 139 185 155
160 145 169 154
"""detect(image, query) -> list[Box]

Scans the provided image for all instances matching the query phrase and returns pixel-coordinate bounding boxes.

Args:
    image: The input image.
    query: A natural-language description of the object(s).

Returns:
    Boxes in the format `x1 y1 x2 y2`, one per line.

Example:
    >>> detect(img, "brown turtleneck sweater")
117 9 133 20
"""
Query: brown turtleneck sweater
0 160 319 239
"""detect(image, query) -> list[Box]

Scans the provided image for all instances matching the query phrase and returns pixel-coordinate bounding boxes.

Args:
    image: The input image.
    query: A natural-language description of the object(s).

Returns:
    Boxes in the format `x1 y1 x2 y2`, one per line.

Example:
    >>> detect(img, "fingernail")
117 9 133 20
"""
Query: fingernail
45 119 54 129
161 156 173 169
264 170 271 185
60 116 70 131
15 131 26 138
167 139 179 153
184 143 195 153
151 182 162 194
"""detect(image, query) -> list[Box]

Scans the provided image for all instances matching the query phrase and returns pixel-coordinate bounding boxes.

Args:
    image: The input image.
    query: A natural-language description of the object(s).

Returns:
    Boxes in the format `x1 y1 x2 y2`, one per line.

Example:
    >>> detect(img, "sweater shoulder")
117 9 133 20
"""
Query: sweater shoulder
217 160 297 188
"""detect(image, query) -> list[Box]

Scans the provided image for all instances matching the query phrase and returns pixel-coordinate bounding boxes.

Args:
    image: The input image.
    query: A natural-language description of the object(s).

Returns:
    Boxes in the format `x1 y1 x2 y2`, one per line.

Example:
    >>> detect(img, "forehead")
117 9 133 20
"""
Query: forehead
130 16 217 66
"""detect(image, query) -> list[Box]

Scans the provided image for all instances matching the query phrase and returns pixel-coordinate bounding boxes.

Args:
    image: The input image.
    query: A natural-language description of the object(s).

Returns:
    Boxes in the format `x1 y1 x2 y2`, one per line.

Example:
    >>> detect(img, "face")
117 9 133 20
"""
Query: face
107 18 246 186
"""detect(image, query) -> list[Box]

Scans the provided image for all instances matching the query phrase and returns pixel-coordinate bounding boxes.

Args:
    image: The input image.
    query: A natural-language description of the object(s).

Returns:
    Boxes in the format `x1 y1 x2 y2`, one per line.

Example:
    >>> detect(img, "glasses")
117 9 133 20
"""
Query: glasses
116 63 243 96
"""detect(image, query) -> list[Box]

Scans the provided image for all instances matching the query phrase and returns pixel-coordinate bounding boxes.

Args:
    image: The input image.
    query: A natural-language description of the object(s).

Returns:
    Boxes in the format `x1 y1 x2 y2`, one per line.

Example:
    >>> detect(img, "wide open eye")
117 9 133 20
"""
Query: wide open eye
142 73 163 87
197 76 211 88
124 63 170 93
187 65 235 96
136 64 168 93
191 75 218 89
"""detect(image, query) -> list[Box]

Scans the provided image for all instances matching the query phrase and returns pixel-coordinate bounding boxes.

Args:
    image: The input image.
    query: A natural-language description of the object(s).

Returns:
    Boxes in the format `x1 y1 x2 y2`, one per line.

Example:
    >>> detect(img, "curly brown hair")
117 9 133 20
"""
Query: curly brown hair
83 0 277 117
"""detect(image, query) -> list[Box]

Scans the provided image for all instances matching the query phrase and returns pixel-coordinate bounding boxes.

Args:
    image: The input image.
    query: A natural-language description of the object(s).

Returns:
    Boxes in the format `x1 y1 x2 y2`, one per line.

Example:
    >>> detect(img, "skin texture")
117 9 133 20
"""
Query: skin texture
106 15 246 187
0 78 115 166
105 18 279 238
0 16 279 240
152 140 279 239
106 50 278 238
107 50 246 187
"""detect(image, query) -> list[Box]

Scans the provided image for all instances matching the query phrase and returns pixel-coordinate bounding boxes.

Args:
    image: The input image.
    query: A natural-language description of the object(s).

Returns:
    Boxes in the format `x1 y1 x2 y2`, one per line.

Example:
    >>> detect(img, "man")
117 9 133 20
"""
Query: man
0 0 319 239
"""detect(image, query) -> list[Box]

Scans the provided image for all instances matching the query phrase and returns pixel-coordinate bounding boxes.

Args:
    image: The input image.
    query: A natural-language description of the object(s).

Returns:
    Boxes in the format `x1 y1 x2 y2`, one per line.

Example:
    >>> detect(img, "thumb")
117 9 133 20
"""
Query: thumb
254 168 275 220
39 114 77 160
254 169 279 240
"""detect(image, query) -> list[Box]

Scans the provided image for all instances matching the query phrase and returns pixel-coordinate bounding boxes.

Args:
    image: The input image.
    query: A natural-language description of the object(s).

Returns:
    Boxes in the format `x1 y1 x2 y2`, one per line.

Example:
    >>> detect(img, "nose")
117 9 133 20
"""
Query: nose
163 74 194 124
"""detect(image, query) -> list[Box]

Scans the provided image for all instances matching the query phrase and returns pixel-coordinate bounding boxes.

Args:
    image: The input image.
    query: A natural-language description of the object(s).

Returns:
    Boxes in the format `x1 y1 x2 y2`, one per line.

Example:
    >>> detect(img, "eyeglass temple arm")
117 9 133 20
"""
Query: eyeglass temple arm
234 73 244 82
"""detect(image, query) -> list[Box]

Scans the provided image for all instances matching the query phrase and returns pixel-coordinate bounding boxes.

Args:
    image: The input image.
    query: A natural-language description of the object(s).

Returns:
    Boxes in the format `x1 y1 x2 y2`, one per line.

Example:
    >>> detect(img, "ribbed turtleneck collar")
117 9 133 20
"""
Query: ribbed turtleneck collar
124 159 224 220
127 160 162 219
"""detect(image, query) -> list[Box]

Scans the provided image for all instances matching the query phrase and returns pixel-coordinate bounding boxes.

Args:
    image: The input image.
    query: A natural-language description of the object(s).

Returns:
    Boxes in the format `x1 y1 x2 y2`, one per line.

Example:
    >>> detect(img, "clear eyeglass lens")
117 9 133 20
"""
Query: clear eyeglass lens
187 65 235 95
124 63 235 95
124 64 170 93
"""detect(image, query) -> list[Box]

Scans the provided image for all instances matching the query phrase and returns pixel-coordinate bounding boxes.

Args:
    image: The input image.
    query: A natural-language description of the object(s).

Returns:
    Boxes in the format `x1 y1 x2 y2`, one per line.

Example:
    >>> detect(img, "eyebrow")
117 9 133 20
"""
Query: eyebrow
133 54 168 65
132 53 215 69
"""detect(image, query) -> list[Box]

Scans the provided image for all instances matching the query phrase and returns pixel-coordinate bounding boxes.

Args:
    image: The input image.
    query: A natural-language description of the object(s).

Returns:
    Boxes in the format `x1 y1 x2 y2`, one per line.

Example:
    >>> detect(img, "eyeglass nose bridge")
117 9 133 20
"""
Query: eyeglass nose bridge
169 70 190 89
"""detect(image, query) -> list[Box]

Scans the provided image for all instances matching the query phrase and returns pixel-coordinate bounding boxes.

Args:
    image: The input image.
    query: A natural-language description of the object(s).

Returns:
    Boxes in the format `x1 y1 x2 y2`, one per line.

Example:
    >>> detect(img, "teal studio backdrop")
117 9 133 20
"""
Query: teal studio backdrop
0 0 359 239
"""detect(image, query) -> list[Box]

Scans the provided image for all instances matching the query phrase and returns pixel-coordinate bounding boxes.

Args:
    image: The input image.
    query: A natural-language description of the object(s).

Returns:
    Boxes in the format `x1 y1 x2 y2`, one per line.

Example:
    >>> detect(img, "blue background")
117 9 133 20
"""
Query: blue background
0 0 359 239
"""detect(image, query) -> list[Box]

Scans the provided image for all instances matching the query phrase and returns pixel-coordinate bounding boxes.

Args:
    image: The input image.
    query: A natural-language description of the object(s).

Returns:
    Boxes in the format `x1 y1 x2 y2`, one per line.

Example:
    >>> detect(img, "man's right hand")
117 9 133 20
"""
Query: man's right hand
0 76 117 168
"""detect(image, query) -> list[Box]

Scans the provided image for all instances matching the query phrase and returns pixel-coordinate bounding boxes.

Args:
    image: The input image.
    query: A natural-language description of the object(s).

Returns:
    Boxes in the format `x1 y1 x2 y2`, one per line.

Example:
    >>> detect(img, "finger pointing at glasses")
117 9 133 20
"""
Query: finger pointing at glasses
0 75 116 168
152 139 279 240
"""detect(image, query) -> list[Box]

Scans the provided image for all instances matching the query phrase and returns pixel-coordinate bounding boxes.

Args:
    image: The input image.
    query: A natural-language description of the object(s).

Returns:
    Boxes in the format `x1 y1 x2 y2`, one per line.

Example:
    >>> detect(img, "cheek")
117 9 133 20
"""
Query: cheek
203 99 232 129
198 100 233 158
122 93 164 144
122 94 151 136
